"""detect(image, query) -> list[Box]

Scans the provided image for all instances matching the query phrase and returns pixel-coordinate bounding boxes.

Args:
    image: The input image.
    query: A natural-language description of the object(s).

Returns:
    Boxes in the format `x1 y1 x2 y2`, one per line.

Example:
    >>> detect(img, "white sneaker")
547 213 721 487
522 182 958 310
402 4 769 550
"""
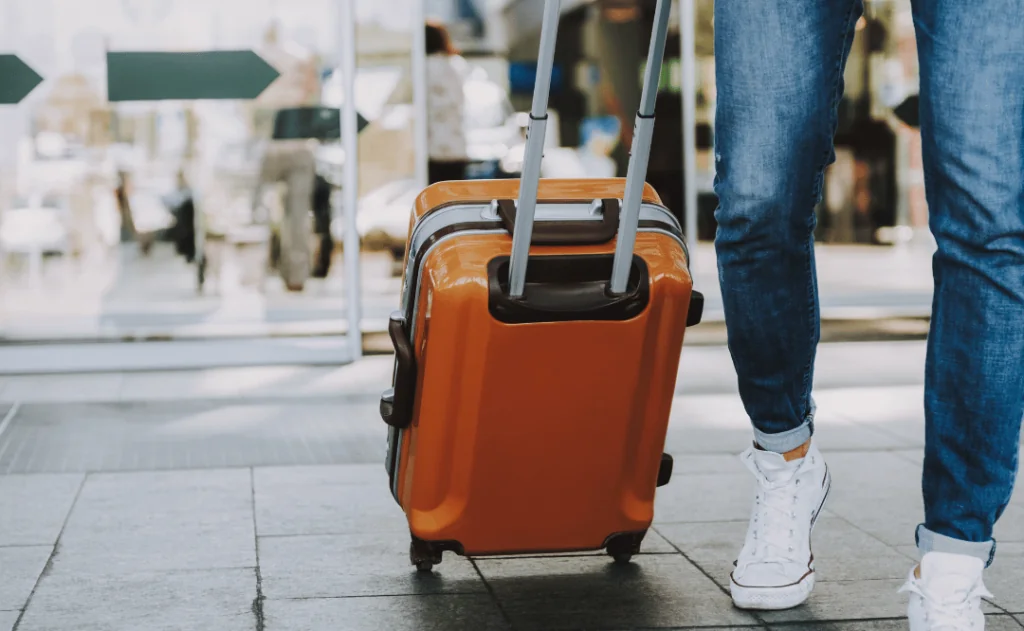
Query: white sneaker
900 551 992 630
729 442 830 610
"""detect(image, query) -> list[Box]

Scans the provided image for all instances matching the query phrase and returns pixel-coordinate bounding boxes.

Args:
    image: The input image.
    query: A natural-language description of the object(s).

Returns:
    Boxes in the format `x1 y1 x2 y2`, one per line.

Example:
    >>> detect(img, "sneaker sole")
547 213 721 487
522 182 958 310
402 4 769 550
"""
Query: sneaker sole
730 465 832 612
730 572 816 610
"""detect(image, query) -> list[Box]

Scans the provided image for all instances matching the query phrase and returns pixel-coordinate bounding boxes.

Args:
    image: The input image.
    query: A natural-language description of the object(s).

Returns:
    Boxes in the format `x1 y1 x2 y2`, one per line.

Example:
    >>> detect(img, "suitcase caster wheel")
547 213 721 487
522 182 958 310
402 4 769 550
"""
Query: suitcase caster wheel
606 532 644 565
410 539 441 572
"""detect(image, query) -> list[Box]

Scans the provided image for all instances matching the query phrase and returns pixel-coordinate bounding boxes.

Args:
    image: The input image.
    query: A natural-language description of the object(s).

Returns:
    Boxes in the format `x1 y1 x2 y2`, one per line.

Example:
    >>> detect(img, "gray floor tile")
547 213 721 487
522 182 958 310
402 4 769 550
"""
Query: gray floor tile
0 612 18 631
476 554 758 629
655 516 914 590
55 469 255 573
767 615 1023 630
890 449 924 467
263 594 510 631
814 385 925 427
824 452 1024 547
1011 482 1024 510
759 579 906 623
811 410 922 451
654 471 754 524
259 531 485 599
0 474 83 546
664 394 753 455
254 463 386 488
758 578 1003 624
2 401 384 473
975 542 1024 614
16 568 255 631
664 391 920 457
0 546 51 611
0 374 123 404
979 618 1024 631
652 521 746 589
670 454 744 476
808 517 916 582
254 465 406 536
818 452 926 547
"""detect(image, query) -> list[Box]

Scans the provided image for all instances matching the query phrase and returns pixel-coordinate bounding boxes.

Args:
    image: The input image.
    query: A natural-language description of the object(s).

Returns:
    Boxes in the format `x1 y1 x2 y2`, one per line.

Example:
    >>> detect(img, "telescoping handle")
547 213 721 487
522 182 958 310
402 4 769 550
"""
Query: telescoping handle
610 0 673 294
506 0 562 299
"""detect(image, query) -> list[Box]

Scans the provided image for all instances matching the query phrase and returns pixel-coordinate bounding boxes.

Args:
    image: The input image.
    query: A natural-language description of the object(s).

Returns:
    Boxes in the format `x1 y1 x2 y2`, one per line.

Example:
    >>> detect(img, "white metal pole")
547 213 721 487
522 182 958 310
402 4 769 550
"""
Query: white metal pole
340 0 363 360
681 0 698 269
411 0 429 190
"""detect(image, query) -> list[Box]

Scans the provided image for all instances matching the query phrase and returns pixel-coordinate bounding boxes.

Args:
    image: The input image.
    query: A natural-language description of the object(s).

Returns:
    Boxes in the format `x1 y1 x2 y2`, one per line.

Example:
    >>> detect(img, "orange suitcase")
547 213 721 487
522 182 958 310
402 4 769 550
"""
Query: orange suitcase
379 0 702 570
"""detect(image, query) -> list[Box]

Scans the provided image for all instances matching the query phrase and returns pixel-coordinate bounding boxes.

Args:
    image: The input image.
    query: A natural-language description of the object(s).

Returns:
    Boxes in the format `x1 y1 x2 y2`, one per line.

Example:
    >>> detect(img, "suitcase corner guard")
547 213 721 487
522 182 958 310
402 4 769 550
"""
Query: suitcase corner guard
380 310 417 429
686 291 704 327
657 453 674 487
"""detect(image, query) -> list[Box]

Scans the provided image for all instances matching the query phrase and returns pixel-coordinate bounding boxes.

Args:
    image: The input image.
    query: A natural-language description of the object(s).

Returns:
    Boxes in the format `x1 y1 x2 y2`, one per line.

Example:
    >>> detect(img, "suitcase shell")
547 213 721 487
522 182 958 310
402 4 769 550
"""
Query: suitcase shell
383 178 697 557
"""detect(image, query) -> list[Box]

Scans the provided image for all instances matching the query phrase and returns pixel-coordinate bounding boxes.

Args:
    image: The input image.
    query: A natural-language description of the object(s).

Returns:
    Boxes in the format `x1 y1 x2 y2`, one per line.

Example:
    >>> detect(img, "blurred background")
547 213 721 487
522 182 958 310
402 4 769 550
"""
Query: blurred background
0 0 931 372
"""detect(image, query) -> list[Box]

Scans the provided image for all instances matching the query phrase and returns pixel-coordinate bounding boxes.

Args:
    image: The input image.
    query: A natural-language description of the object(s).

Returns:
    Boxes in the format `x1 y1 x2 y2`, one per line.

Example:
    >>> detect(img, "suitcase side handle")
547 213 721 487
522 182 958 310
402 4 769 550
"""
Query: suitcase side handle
496 198 620 246
380 311 417 429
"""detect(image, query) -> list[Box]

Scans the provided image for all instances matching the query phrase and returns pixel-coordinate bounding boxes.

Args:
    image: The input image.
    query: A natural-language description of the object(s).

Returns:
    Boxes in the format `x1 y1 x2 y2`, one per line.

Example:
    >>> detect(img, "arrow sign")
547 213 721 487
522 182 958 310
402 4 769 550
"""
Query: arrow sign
271 106 370 141
0 55 44 105
107 50 280 102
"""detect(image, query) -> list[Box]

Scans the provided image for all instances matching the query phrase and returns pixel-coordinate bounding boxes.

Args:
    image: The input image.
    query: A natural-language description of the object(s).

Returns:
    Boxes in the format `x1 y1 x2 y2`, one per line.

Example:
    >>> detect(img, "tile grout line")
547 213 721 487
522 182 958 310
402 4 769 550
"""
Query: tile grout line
766 614 1022 628
469 558 515 630
823 510 920 564
649 525 771 630
250 467 266 631
981 597 1024 624
11 470 87 631
274 590 502 602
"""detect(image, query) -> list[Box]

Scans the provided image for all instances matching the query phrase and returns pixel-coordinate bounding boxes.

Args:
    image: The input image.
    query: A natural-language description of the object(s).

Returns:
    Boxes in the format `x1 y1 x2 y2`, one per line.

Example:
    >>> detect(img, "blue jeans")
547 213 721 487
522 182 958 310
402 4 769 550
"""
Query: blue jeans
714 0 1024 566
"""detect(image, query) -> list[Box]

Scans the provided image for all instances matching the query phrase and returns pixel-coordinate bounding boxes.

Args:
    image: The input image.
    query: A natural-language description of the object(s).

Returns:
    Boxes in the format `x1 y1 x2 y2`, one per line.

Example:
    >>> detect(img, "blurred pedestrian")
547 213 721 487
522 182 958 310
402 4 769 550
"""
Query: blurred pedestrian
114 171 154 256
425 21 469 185
712 2 1023 629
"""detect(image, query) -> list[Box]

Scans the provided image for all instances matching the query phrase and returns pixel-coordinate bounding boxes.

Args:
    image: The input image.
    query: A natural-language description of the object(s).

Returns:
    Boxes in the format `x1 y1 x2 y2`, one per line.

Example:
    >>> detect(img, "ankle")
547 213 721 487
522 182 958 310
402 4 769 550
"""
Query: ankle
754 439 812 462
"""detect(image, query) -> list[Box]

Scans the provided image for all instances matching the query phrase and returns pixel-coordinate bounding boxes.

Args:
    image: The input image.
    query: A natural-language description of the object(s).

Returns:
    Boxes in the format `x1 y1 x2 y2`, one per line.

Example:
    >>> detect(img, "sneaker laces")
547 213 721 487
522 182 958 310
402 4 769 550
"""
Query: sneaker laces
738 450 805 570
899 576 993 630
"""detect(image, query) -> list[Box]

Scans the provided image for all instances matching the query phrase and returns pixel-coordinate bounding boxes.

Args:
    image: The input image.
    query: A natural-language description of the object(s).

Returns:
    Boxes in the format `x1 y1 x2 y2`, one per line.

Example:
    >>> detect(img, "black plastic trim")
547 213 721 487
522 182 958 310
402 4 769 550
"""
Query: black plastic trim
495 198 620 245
487 254 649 324
657 453 674 487
686 291 704 327
380 312 417 429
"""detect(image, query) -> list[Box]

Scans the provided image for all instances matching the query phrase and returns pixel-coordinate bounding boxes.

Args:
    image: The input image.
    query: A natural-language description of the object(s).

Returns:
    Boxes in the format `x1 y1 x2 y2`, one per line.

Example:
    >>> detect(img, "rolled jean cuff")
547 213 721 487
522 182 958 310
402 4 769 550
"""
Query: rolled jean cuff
916 524 996 568
752 419 813 454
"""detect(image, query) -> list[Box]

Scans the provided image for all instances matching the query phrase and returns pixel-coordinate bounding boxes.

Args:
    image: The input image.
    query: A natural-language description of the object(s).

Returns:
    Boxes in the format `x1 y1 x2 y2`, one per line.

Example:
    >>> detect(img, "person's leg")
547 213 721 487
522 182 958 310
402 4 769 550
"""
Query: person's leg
713 0 863 610
715 0 862 452
901 2 1024 627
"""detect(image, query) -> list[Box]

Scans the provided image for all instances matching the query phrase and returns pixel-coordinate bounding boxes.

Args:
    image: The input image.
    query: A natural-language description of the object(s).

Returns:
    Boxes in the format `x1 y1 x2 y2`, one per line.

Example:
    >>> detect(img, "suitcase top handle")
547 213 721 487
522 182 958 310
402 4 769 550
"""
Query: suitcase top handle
506 0 673 298
496 198 620 246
